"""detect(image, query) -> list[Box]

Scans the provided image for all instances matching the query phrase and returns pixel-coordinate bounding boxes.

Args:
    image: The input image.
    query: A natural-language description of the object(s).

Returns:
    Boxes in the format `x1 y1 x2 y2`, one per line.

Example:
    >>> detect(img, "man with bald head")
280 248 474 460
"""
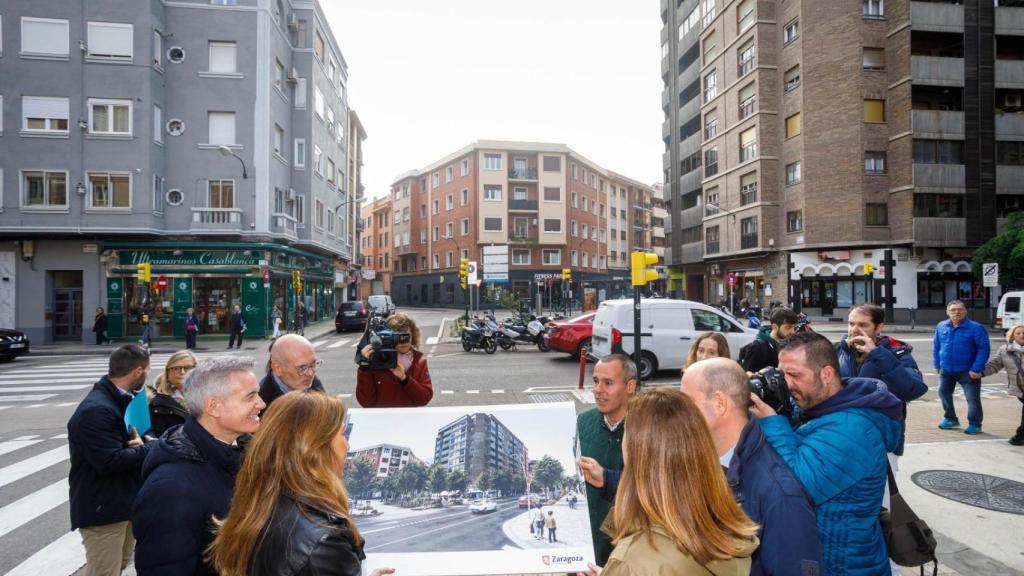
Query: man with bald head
681 358 821 576
258 334 326 409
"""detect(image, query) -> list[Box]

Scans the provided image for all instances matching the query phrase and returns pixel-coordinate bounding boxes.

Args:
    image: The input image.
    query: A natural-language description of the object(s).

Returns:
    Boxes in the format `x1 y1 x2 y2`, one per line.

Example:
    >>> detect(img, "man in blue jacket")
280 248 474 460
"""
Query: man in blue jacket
682 358 821 576
933 299 991 434
751 332 903 576
132 356 265 575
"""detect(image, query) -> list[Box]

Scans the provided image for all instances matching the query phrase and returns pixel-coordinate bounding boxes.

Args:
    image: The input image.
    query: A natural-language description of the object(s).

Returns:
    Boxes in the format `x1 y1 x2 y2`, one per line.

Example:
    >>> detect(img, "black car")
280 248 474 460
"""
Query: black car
335 301 369 333
0 329 30 361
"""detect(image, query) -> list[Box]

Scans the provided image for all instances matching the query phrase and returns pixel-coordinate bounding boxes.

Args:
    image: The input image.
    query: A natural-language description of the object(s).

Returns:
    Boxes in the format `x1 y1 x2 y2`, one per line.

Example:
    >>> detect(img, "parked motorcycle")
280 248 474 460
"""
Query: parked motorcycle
461 317 497 354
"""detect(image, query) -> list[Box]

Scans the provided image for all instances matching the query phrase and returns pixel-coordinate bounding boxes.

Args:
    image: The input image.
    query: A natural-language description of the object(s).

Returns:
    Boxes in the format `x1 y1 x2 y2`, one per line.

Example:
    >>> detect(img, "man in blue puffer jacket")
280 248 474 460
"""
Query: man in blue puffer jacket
752 332 903 576
933 299 991 435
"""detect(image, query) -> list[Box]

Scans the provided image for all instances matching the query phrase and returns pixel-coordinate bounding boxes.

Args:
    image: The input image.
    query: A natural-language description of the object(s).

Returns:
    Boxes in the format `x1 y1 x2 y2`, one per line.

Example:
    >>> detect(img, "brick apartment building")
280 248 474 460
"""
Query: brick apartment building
358 196 393 298
347 443 420 479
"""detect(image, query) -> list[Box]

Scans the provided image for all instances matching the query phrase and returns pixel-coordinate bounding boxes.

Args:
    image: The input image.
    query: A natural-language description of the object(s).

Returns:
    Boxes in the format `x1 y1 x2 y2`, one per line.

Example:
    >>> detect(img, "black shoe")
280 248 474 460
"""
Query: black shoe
1010 435 1024 446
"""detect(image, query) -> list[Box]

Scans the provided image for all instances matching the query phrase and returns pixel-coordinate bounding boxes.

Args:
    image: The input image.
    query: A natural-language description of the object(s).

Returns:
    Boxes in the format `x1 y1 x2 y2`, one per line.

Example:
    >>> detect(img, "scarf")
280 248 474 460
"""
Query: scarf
398 350 415 371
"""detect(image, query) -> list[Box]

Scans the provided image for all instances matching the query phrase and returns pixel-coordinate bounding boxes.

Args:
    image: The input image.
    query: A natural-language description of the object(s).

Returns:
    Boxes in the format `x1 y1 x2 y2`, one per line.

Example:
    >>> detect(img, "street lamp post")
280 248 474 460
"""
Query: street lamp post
217 145 248 179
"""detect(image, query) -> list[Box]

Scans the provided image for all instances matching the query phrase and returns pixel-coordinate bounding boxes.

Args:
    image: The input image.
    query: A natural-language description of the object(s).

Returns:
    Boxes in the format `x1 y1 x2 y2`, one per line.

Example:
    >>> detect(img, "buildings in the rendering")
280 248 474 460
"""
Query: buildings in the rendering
434 412 528 482
347 443 421 479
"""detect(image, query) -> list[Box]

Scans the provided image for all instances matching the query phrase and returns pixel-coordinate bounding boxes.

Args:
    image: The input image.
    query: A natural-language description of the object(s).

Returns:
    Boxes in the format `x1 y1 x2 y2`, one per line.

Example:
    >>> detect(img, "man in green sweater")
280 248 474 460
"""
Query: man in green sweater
576 353 637 565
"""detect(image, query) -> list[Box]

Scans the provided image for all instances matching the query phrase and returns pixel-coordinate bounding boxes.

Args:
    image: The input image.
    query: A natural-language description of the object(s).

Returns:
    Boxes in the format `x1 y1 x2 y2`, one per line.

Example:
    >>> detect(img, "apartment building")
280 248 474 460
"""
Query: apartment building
388 141 656 308
662 0 1019 322
434 413 528 482
347 443 421 479
0 0 363 343
358 196 393 297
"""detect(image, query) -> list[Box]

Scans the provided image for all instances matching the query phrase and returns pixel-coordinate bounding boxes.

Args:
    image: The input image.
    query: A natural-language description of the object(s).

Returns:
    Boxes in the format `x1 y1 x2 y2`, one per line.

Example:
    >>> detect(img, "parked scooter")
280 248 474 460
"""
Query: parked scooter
461 316 497 354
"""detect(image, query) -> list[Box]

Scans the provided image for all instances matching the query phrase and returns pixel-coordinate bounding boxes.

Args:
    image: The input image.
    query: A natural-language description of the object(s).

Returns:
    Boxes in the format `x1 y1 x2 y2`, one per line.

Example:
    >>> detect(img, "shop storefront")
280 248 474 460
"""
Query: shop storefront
101 242 337 340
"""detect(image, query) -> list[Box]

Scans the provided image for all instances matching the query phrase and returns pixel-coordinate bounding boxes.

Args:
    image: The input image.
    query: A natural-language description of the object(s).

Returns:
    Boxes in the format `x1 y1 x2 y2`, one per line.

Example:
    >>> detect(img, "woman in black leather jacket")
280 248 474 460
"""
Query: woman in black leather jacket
208 391 395 576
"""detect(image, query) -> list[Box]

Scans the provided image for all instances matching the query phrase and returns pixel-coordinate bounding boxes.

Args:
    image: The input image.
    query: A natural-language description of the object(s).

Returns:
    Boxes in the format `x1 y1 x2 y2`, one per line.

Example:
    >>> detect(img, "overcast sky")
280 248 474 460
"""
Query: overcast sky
322 0 664 200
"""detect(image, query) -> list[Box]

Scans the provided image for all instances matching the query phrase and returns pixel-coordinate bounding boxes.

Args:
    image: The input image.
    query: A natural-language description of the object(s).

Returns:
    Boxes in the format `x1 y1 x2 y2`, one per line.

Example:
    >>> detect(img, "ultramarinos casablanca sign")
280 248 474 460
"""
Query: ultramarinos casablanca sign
118 251 263 266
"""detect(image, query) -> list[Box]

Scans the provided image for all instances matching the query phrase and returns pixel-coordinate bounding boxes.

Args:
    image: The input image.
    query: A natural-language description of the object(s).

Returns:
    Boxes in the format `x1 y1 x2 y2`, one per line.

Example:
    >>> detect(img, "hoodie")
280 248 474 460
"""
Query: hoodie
761 377 903 576
740 326 778 373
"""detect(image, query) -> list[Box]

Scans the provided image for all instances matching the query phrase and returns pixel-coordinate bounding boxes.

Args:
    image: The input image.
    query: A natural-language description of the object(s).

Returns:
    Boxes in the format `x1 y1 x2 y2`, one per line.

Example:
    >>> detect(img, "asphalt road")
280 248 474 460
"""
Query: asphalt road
359 501 520 553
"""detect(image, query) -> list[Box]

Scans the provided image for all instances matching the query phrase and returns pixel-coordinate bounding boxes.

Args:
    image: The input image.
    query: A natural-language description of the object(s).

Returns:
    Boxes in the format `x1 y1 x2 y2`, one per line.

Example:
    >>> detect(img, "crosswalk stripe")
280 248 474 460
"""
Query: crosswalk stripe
0 406 11 411
0 479 69 539
312 340 327 348
4 528 85 576
351 341 359 347
0 377 99 386
0 436 44 457
0 370 106 377
0 385 91 393
24 404 47 409
0 394 59 402
56 403 76 407
51 434 68 439
0 446 69 488
327 339 350 349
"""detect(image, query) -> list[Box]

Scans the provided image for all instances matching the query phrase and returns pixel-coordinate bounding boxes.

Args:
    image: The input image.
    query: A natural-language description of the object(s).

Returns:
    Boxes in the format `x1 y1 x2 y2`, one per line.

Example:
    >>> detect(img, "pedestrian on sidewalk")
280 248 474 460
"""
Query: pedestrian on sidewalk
68 344 155 576
133 357 264 575
356 313 433 408
227 304 246 349
140 303 153 348
147 350 197 437
934 300 991 434
545 511 557 543
93 307 109 345
532 506 545 540
271 304 283 339
982 325 1024 446
208 392 395 576
184 307 200 350
294 301 307 335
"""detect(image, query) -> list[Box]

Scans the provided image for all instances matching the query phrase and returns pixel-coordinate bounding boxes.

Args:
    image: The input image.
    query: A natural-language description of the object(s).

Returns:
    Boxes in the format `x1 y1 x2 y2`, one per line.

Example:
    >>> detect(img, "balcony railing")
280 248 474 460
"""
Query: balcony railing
508 168 538 180
740 233 759 250
738 57 755 77
912 109 964 138
996 60 1024 90
996 6 1024 36
914 217 966 247
913 163 965 191
271 212 297 236
508 199 538 211
911 1 964 33
740 183 758 205
996 112 1024 138
739 96 756 119
740 142 758 163
911 55 964 87
191 207 243 230
997 165 1024 193
706 241 720 255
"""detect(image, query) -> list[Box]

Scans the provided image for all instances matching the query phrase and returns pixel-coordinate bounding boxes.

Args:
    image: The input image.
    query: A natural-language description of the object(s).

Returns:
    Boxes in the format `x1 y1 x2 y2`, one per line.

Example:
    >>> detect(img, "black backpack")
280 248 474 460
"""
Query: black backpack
879 462 938 575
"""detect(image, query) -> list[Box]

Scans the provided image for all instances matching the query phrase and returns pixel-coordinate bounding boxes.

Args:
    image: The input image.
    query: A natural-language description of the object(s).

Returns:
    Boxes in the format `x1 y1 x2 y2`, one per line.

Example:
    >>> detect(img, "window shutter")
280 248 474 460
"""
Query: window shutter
22 18 69 55
208 112 236 145
786 113 801 137
23 97 69 120
739 82 756 103
88 22 133 58
209 42 237 73
740 127 756 146
864 99 885 123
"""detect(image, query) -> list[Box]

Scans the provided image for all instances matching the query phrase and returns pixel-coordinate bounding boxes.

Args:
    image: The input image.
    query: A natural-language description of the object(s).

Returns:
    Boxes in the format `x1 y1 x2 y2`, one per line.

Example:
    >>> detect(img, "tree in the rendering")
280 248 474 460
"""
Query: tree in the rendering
343 456 377 504
447 470 468 494
532 456 565 496
511 473 528 496
972 211 1024 286
396 461 429 497
491 468 514 496
427 464 449 496
475 471 492 492
376 474 399 502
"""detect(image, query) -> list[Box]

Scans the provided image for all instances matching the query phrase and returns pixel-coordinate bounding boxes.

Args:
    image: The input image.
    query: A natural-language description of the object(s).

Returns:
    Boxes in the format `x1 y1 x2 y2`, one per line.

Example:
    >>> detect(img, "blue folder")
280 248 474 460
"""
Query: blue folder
124 392 152 437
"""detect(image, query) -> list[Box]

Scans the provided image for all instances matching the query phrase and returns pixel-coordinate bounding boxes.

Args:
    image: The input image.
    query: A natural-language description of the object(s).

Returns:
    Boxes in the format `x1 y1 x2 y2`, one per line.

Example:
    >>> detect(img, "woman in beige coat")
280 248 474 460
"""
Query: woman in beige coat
983 325 1024 445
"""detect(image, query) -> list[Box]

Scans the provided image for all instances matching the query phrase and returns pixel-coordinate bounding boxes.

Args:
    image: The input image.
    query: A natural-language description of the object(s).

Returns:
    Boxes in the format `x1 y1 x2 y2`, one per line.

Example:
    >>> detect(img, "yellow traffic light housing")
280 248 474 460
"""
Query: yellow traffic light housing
562 268 572 282
459 259 468 289
864 263 875 275
631 251 659 286
136 262 152 283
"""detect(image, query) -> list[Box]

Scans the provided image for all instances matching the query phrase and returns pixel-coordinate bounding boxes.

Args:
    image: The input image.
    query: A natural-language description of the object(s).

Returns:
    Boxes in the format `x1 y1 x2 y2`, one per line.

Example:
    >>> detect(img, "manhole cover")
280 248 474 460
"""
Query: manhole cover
911 470 1024 515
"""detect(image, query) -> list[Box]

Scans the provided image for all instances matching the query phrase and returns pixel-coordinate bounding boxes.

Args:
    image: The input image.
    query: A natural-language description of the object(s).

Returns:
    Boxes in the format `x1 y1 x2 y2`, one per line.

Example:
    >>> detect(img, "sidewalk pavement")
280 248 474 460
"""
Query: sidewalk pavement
501 497 591 550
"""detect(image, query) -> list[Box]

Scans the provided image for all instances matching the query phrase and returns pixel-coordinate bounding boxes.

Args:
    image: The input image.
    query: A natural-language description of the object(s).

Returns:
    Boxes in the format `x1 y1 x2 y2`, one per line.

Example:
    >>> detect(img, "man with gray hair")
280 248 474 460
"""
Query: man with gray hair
131 356 264 576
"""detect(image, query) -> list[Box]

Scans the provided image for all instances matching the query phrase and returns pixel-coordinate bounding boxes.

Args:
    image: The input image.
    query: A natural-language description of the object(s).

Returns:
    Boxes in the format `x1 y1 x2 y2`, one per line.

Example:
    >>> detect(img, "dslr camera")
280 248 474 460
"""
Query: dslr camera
794 313 812 334
355 312 398 371
749 367 794 417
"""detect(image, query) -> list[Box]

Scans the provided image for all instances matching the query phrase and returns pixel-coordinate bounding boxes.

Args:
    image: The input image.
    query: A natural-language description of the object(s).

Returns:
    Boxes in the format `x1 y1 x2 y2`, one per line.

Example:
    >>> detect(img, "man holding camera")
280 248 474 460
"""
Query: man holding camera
751 332 903 576
357 312 433 407
258 334 326 410
740 307 800 373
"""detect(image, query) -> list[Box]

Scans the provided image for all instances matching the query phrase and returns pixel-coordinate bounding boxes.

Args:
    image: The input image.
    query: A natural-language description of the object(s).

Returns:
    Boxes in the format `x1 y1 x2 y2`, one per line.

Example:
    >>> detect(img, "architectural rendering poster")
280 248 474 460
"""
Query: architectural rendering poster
343 402 593 575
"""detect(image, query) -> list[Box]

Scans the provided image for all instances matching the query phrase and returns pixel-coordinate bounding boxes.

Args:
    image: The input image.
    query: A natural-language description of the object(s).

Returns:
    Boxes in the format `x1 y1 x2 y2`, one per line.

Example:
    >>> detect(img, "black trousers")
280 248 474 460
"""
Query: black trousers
229 329 244 348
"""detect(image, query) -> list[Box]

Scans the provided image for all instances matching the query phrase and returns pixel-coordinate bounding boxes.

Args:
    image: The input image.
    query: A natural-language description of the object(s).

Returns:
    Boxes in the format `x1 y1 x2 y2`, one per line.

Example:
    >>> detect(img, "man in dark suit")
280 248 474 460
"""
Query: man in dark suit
227 304 246 349
258 334 325 410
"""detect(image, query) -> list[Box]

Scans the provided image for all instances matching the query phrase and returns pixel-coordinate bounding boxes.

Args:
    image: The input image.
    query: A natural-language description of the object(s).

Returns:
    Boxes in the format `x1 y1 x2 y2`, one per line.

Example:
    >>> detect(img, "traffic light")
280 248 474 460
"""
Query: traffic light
135 262 151 283
562 268 572 282
631 251 659 286
292 270 303 292
459 258 468 289
864 263 875 275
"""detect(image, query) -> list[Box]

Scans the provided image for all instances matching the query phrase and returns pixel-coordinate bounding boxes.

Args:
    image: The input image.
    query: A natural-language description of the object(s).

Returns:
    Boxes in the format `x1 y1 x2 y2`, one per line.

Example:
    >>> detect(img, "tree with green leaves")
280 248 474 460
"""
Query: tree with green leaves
482 286 520 317
532 455 564 496
427 465 449 496
343 456 377 505
972 211 1024 287
447 470 467 494
396 461 429 497
491 468 514 496
475 471 492 492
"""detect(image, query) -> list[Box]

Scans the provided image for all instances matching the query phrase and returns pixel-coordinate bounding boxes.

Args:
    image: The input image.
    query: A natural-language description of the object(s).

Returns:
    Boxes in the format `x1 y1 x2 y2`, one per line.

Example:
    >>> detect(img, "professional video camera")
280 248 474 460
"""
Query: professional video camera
750 366 794 417
354 312 398 371
794 313 812 334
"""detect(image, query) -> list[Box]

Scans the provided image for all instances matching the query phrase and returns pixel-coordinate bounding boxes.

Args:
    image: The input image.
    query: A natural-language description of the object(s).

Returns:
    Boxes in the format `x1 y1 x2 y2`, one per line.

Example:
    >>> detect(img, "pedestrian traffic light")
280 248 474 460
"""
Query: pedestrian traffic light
562 268 572 282
864 263 875 275
135 263 151 283
459 258 468 289
631 251 659 286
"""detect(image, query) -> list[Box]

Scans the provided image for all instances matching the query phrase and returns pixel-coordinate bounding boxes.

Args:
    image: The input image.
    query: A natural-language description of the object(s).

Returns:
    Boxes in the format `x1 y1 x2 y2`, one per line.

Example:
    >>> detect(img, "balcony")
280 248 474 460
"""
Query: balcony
662 86 671 109
508 199 538 211
911 1 963 33
191 207 243 231
912 109 964 139
663 117 672 140
508 168 538 181
706 241 720 255
996 112 1024 138
913 163 965 192
680 168 703 192
679 241 703 263
996 6 1024 36
997 165 1024 193
740 234 759 250
271 212 297 237
911 55 964 87
914 217 966 247
996 60 1024 89
664 246 674 265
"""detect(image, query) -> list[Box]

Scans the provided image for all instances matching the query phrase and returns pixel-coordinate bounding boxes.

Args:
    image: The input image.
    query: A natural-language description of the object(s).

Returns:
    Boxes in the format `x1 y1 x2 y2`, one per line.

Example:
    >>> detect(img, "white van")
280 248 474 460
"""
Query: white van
590 299 758 380
367 294 396 317
997 291 1024 329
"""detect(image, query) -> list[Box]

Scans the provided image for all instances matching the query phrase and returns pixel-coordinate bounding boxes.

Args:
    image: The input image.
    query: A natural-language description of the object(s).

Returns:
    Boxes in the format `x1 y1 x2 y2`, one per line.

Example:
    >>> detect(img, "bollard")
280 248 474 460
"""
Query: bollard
578 346 588 390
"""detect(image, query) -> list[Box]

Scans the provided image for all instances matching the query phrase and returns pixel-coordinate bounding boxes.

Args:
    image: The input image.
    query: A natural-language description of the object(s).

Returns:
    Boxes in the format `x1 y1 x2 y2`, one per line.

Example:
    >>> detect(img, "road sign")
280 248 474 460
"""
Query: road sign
262 269 270 287
467 261 478 284
983 262 999 287
157 275 167 288
482 245 509 283
726 272 738 287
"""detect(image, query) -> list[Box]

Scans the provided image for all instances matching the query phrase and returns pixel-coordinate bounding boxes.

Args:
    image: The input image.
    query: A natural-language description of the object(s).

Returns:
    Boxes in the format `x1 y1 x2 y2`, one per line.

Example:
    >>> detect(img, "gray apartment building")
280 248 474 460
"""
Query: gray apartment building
433 412 529 484
0 0 364 343
662 0 1024 323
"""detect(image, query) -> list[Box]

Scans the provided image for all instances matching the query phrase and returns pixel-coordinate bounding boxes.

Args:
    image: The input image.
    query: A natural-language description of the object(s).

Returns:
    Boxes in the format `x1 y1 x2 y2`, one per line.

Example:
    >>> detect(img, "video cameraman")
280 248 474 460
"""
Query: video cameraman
357 312 433 408
750 332 903 576
739 307 801 373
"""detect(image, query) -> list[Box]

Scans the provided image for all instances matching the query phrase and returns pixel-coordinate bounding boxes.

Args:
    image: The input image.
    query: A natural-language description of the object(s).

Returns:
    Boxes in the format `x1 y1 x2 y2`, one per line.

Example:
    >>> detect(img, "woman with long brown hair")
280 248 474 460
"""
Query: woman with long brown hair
593 388 759 575
208 391 394 576
684 332 731 370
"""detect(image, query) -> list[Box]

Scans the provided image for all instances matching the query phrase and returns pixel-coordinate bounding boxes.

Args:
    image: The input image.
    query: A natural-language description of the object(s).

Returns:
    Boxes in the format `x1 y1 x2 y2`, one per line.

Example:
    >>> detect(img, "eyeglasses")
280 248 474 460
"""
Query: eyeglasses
296 358 324 376
168 365 196 374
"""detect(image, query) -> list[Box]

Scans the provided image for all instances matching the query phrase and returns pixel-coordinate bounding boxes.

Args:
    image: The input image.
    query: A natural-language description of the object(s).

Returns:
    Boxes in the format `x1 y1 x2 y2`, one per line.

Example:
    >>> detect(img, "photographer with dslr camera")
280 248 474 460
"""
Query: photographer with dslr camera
357 312 433 408
750 332 903 576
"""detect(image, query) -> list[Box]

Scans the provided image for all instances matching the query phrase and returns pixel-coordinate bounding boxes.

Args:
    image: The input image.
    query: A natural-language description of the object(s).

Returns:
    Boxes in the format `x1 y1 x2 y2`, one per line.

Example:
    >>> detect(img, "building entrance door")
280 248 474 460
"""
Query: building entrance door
54 289 83 341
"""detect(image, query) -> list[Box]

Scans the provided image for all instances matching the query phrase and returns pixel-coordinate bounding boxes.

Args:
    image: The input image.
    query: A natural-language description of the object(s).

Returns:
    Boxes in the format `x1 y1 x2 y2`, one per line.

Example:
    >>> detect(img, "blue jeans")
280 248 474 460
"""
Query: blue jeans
938 370 983 427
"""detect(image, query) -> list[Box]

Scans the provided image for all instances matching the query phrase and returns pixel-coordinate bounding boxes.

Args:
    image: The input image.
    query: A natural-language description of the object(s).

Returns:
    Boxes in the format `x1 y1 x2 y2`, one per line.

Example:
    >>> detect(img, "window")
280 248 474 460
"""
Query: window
542 250 561 265
571 220 578 237
570 251 578 266
543 218 562 232
705 187 719 214
543 186 561 202
581 223 588 238
785 161 802 185
737 0 754 33
914 139 963 164
153 30 162 67
865 151 886 174
87 172 131 209
787 210 803 232
543 156 561 171
702 0 716 27
461 188 469 206
22 96 69 133
403 207 410 222
703 32 718 66
207 111 236 145
446 166 453 182
662 40 669 59
484 217 503 231
737 41 755 77
996 195 1024 217
739 82 756 119
313 145 323 175
484 154 502 170
739 127 757 162
432 172 440 188
294 138 306 168
420 230 427 244
272 124 284 156
704 70 717 103
863 0 884 19
432 199 439 214
705 147 719 177
864 99 885 123
326 157 336 185
484 185 502 201
512 249 531 265
740 172 758 205
785 113 801 138
21 17 69 57
705 225 720 254
88 99 132 135
446 252 454 268
460 159 470 176
208 179 234 208
692 309 740 332
153 105 162 144
207 41 237 74
315 199 324 228
784 66 801 92
296 196 305 225
327 209 336 233
87 22 133 61
513 187 528 201
326 106 335 135
446 194 454 210
21 170 67 207
314 30 325 61
420 204 426 218
740 217 758 249
314 87 325 119
863 48 885 70
866 203 888 226
461 218 470 235
704 110 719 139
783 19 799 44
914 194 964 217
153 175 165 213
445 222 453 237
